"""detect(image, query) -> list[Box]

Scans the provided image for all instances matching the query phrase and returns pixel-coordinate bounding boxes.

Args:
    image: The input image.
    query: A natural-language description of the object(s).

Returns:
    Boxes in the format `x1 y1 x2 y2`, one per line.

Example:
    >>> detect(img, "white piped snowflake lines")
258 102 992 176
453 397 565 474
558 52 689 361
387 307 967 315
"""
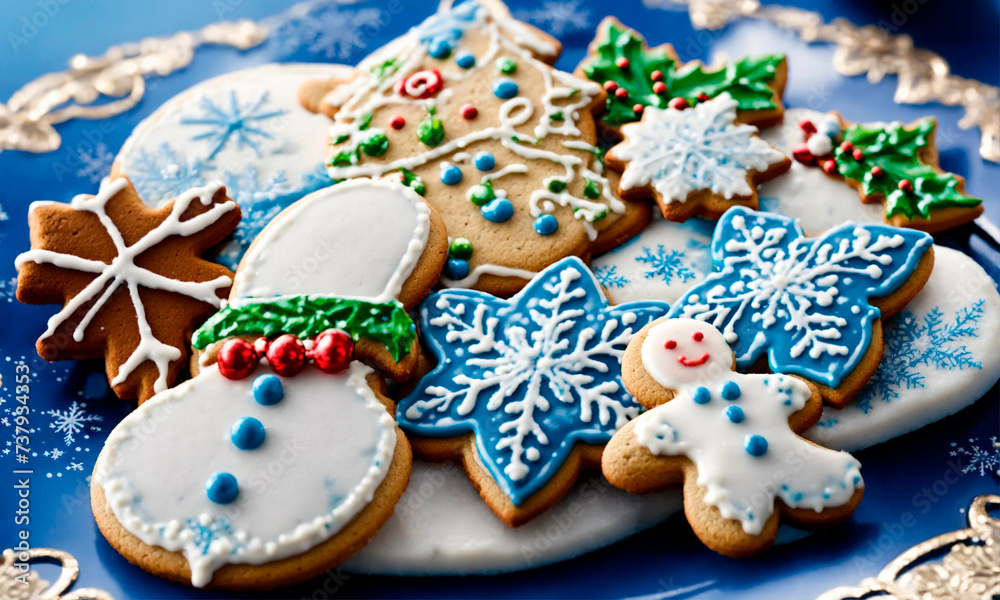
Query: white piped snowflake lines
606 93 790 222
396 257 668 525
15 177 240 402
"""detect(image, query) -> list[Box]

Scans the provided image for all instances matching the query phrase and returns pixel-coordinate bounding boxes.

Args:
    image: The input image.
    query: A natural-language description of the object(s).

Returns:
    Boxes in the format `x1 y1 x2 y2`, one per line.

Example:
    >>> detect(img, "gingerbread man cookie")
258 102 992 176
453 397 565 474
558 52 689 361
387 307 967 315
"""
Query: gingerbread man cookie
604 318 864 557
15 177 240 402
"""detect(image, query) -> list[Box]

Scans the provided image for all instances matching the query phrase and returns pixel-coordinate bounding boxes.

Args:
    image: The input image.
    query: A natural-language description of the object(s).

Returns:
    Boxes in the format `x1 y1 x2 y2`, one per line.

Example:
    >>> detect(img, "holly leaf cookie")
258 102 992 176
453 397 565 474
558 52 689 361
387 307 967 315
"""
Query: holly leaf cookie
15 177 240 402
790 113 984 232
298 0 652 297
396 257 669 525
577 18 787 131
668 206 934 408
604 318 864 557
606 93 791 221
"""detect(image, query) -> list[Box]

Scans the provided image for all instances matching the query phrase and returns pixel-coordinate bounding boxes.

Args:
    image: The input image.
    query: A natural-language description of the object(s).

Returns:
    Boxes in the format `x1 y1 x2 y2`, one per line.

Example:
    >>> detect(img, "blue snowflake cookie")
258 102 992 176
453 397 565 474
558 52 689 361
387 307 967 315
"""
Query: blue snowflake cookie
668 206 932 401
396 257 669 521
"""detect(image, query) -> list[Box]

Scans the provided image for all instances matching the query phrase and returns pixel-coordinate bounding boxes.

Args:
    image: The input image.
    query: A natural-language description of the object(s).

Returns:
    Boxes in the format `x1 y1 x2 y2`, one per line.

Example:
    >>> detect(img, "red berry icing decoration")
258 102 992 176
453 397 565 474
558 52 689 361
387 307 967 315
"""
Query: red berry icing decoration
633 104 644 116
652 81 667 95
615 57 630 69
311 329 355 374
460 104 478 120
799 119 817 134
696 92 710 103
614 87 629 100
839 141 854 153
650 69 664 82
852 148 865 161
398 69 443 99
792 144 814 165
870 165 885 178
822 159 839 175
668 97 689 110
266 334 305 377
898 179 914 193
603 80 618 93
389 115 406 130
217 339 257 380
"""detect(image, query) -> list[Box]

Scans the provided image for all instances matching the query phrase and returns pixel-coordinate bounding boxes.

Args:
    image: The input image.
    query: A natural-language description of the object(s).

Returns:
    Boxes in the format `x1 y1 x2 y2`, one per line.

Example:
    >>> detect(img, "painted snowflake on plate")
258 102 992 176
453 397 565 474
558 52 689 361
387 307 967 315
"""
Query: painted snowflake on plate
856 300 984 412
180 90 284 159
515 0 590 36
636 245 697 284
47 401 102 446
397 257 669 504
76 142 114 184
128 142 211 203
594 264 629 288
949 436 999 477
613 93 786 204
670 207 932 388
275 4 385 60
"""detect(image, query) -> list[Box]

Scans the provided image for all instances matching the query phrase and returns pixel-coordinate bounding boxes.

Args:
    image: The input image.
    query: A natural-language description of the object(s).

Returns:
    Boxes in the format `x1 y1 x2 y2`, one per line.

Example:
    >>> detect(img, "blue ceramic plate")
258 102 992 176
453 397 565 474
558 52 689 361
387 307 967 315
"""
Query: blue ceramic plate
0 1 997 598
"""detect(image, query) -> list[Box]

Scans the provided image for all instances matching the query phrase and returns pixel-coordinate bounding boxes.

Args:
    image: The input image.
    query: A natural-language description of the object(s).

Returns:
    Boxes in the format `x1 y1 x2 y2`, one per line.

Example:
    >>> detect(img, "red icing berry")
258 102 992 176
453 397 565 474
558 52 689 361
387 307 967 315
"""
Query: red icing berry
799 119 817 134
652 81 667 95
668 97 689 110
217 339 257 380
389 115 406 130
898 179 914 193
852 148 865 161
614 87 628 100
821 159 839 175
696 92 710 103
792 143 815 165
650 70 664 82
632 103 644 116
266 335 306 377
460 104 478 120
311 330 355 374
615 57 630 69
398 69 443 99
664 340 677 350
692 332 704 342
603 80 618 93
839 141 854 153
871 165 885 178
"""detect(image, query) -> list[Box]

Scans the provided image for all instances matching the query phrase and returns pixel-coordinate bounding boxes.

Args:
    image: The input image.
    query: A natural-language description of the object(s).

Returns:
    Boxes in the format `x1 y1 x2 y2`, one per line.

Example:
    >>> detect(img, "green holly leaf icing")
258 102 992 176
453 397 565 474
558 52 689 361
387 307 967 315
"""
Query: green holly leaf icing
580 20 784 126
834 118 982 221
192 296 416 362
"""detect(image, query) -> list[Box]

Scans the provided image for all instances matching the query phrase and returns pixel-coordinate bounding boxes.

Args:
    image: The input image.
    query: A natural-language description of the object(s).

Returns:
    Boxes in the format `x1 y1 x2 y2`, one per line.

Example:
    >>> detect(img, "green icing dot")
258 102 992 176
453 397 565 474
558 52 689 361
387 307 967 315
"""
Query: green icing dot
583 178 601 199
496 57 517 74
398 168 426 195
417 115 445 147
547 179 567 193
360 132 388 157
449 237 473 260
468 182 495 206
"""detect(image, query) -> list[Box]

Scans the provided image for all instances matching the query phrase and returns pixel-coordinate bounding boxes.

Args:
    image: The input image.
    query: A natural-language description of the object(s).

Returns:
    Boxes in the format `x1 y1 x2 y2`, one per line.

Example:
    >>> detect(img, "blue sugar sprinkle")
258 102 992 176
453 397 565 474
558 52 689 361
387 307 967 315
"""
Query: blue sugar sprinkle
440 164 463 185
725 405 745 424
745 434 768 457
230 417 266 450
693 387 711 404
481 198 514 223
721 381 741 400
252 374 283 406
456 51 475 69
493 78 519 99
445 258 470 280
473 151 495 171
206 472 239 504
533 214 559 236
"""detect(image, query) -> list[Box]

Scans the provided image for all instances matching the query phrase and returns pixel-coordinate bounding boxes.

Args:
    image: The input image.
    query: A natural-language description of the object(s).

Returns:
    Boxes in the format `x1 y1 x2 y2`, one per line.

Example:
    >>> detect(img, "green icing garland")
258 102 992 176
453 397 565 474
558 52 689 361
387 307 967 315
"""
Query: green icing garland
192 296 416 362
834 118 982 221
580 20 784 126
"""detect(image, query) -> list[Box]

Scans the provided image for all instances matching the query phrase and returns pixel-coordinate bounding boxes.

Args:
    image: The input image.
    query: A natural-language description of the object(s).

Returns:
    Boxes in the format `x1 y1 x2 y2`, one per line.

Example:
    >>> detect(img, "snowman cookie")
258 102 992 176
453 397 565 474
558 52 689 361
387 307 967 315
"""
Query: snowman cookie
192 178 448 381
298 0 652 297
604 318 864 557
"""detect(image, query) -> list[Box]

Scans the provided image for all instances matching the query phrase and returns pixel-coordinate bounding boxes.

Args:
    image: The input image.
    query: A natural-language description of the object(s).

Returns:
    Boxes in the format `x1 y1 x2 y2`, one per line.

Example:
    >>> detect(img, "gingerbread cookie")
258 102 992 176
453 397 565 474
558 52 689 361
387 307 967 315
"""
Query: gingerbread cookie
92 355 411 589
15 177 240 402
299 0 651 297
790 112 983 232
396 257 669 525
192 178 448 381
577 18 787 132
604 318 864 557
605 93 791 221
668 206 934 408
113 63 355 268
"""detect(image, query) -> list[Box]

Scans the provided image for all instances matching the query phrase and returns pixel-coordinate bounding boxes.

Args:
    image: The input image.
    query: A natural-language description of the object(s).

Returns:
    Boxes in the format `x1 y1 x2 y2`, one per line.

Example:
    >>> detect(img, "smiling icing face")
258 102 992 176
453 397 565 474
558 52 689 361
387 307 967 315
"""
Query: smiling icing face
641 318 733 388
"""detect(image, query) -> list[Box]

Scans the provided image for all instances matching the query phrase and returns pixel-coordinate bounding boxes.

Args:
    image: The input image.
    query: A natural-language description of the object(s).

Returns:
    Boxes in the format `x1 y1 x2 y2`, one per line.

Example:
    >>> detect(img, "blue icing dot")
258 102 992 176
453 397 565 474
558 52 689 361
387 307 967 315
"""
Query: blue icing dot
429 38 452 59
792 492 804 502
745 434 768 457
445 258 470 280
721 381 741 400
473 151 495 171
493 78 518 99
725 405 745 424
692 386 711 404
440 164 463 185
230 417 265 450
533 214 558 236
252 374 283 405
206 472 239 504
456 51 475 69
481 198 513 223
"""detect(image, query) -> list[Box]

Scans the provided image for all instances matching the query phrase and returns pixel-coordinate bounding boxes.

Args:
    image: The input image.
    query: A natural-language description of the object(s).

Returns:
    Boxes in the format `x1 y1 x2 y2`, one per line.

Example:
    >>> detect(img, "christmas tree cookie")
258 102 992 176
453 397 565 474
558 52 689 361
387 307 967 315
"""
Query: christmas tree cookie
791 113 984 232
577 18 787 132
603 318 864 557
606 93 791 221
298 0 652 297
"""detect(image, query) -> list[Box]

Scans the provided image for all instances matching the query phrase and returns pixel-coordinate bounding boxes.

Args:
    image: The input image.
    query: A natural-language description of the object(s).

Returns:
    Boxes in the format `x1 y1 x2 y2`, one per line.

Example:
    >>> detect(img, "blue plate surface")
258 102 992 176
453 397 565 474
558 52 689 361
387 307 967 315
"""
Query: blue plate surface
0 1 997 598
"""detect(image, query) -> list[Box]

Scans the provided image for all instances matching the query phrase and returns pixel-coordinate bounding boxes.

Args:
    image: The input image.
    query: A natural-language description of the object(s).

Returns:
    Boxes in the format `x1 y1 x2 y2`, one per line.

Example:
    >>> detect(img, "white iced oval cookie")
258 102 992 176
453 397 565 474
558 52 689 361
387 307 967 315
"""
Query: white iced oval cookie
757 108 883 236
93 363 396 587
229 178 431 304
115 63 354 268
805 245 1000 451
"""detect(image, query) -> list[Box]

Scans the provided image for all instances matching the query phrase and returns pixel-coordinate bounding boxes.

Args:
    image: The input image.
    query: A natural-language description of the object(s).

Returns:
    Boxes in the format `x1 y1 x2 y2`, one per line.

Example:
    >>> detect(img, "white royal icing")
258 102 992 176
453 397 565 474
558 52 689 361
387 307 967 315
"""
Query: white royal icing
229 178 431 305
439 263 537 288
613 93 787 204
93 362 396 587
14 177 236 394
633 319 863 535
